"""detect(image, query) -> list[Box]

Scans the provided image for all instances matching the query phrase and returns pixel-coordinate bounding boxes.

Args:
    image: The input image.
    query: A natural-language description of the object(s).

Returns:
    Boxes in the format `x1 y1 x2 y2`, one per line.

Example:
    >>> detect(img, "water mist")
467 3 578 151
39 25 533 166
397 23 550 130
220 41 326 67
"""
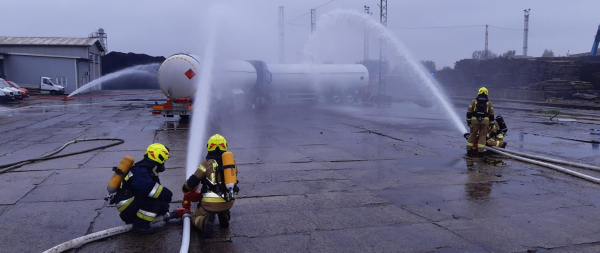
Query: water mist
307 9 466 134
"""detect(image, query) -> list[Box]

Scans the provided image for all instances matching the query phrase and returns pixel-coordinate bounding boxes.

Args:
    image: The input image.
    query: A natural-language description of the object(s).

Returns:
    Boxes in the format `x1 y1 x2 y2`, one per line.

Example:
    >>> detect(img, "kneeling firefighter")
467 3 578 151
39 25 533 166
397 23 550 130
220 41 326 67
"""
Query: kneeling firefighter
107 143 173 234
182 134 239 237
466 87 495 157
486 115 508 148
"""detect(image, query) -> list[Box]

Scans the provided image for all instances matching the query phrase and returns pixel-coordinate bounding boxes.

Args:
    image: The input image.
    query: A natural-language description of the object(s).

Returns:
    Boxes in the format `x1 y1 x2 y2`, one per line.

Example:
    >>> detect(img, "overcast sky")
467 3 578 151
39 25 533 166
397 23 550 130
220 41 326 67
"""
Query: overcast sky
2 0 599 68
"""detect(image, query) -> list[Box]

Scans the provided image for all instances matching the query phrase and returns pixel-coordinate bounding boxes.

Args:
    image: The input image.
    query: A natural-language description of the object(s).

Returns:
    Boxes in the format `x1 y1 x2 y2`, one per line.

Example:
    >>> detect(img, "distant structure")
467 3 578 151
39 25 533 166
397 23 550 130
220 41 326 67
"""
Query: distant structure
590 23 600 56
310 9 316 34
0 35 106 94
89 28 108 54
279 6 285 63
484 25 489 60
378 0 387 96
523 9 531 57
364 5 370 61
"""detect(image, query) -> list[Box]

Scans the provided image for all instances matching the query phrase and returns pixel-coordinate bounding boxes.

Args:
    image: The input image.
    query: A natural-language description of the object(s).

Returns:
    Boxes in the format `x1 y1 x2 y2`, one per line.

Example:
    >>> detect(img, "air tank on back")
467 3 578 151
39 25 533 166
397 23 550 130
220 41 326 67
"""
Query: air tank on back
157 53 257 100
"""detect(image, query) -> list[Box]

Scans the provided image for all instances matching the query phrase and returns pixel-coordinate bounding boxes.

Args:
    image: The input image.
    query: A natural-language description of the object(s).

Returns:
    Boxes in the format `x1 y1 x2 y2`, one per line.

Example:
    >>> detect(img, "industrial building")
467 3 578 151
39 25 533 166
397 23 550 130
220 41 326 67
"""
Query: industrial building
0 29 107 94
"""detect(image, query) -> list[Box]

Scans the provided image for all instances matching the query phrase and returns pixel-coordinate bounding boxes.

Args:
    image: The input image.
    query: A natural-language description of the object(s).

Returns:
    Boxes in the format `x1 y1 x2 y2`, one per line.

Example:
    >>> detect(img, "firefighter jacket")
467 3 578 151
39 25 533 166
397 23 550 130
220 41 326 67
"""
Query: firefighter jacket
466 95 495 124
183 159 236 212
487 121 503 140
117 159 173 203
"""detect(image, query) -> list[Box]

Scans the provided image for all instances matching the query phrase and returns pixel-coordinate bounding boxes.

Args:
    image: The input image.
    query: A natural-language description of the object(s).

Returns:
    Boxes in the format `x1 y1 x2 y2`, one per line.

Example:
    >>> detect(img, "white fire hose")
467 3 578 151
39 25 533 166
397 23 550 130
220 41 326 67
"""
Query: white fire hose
43 215 166 253
487 147 600 184
489 147 600 172
179 214 192 253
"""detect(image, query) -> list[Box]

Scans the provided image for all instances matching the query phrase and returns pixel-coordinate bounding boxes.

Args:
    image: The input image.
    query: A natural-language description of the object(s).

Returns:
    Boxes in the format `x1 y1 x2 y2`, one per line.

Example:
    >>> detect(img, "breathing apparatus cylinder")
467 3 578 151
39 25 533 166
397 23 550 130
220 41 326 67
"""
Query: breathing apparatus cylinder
496 115 508 135
107 156 135 193
221 152 237 194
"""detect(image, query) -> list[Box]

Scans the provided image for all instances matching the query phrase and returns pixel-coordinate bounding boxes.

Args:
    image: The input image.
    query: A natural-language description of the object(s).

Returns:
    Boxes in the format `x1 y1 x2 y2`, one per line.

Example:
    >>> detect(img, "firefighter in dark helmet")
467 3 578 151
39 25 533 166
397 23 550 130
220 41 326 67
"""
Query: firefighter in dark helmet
182 134 239 237
466 87 495 157
112 143 173 234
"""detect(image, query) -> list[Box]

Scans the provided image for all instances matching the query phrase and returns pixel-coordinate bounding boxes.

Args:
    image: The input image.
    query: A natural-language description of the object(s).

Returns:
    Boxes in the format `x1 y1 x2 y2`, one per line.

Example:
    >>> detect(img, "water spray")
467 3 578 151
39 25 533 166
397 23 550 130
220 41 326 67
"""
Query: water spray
68 63 159 97
308 9 466 134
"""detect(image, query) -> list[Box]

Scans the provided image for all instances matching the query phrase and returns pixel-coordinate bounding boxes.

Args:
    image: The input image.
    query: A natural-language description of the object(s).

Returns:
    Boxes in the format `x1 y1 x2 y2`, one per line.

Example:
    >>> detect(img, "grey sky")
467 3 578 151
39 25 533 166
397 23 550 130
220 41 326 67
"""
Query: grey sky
2 0 598 68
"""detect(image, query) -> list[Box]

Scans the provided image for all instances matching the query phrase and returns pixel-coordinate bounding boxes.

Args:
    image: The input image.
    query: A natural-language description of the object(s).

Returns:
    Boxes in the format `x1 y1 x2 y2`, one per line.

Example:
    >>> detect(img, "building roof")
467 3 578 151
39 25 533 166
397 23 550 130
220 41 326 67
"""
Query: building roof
0 37 106 52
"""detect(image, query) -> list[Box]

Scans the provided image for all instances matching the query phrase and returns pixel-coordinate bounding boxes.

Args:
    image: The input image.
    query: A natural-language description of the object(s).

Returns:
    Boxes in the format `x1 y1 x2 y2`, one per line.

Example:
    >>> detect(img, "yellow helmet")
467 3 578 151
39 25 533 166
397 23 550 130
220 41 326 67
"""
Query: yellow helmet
207 134 227 152
145 143 170 164
478 87 488 96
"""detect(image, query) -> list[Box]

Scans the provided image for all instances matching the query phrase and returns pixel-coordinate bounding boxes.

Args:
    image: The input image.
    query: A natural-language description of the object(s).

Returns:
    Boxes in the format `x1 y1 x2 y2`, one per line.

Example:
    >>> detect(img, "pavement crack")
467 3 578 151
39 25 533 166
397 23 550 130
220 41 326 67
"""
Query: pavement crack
344 123 405 141
14 171 55 204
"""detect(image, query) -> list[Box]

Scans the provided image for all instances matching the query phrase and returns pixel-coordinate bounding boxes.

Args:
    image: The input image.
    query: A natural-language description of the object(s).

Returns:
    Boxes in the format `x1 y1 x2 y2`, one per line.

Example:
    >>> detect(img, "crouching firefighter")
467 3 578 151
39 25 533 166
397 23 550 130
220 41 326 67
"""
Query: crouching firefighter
106 143 173 234
466 87 495 157
486 116 508 148
182 134 239 237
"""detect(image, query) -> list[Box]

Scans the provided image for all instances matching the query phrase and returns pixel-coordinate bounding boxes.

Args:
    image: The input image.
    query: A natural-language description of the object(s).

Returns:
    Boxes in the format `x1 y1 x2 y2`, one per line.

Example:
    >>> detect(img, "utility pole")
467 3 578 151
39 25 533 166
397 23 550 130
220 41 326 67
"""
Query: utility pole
378 0 387 97
523 9 530 57
484 25 489 60
364 6 370 61
311 9 316 34
279 6 285 63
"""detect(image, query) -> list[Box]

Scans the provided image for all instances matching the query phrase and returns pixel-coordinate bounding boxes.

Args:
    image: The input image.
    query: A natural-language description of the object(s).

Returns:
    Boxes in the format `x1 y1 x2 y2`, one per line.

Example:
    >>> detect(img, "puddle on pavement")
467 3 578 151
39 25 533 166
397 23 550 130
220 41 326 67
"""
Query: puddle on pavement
162 120 190 130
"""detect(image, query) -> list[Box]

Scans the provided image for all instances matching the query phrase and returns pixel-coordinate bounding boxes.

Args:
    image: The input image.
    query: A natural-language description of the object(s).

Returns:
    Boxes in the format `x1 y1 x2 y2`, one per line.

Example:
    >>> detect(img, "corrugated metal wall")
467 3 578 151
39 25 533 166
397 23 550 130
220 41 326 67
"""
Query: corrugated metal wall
4 55 78 93
0 44 104 94
0 46 87 58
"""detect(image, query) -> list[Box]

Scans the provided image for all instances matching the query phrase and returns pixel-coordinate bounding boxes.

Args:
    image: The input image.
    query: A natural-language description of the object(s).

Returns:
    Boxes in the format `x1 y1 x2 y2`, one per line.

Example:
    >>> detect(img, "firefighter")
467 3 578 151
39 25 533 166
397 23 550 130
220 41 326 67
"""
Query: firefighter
466 87 495 157
486 121 507 148
486 116 508 148
182 134 238 237
112 143 173 234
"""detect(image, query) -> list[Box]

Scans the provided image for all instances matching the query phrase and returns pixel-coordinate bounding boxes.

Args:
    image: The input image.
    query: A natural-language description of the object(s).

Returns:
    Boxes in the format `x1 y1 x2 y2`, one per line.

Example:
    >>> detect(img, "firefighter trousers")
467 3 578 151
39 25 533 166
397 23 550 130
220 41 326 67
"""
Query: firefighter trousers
118 196 169 228
192 201 234 231
467 120 489 153
486 138 504 148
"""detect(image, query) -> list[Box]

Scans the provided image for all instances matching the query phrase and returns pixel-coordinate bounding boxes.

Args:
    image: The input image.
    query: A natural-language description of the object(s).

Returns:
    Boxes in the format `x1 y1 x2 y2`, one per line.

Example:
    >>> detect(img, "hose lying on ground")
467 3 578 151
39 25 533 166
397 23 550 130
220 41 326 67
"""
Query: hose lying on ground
0 138 124 174
487 147 600 184
491 147 600 172
180 214 192 253
43 215 168 253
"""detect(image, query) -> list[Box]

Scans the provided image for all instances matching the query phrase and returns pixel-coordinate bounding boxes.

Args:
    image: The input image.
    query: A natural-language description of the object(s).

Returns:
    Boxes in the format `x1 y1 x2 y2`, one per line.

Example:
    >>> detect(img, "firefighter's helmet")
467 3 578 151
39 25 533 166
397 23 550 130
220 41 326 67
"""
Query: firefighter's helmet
207 134 227 152
478 87 489 96
145 143 170 164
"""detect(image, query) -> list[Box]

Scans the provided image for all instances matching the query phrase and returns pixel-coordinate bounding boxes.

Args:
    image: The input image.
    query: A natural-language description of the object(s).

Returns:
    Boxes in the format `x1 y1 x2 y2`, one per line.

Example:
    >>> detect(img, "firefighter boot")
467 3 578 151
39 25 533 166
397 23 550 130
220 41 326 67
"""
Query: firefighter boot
203 213 216 238
132 219 158 235
502 142 508 148
218 210 231 228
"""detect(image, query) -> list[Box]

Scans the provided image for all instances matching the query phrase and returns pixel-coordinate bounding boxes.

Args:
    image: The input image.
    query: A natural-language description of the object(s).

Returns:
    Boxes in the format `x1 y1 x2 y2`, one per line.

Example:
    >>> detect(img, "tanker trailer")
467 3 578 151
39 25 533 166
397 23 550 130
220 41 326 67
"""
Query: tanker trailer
152 53 257 117
266 64 369 104
152 53 370 117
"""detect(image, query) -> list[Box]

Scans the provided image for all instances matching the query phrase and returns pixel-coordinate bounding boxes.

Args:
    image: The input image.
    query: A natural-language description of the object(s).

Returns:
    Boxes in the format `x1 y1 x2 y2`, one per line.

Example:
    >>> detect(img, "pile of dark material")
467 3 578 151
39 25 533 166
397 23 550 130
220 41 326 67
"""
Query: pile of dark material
436 57 600 92
101 52 165 90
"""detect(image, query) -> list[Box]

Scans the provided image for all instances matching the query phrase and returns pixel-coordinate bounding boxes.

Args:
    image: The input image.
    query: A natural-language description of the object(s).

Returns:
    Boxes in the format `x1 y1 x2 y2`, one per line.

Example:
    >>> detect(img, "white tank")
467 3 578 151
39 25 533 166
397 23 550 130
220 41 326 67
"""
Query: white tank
157 53 257 99
267 64 369 92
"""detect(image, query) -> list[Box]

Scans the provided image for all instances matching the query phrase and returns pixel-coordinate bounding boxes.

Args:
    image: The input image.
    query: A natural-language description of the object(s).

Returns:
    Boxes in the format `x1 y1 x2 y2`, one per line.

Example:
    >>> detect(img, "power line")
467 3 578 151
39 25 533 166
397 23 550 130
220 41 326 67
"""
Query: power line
390 24 485 30
286 0 335 22
389 24 521 30
489 25 522 31
285 22 310 28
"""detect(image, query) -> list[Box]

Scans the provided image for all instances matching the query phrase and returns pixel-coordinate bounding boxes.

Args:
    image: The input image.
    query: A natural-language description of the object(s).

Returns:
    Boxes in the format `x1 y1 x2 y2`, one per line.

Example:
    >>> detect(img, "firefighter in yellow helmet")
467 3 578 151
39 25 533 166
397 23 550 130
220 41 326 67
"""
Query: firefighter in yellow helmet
466 87 495 157
111 143 173 234
486 116 508 148
182 134 238 237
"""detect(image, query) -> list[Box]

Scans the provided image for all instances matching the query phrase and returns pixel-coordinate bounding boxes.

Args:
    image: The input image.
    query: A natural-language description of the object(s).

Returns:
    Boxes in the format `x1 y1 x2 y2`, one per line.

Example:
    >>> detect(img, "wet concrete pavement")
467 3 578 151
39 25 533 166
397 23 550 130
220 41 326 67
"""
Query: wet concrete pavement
2 90 600 252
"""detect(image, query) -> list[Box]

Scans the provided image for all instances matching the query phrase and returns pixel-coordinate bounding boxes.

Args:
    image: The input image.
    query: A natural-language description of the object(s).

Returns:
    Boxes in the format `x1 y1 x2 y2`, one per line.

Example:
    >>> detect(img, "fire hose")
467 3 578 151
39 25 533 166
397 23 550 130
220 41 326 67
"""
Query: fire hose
42 188 200 252
0 138 125 174
487 147 600 184
43 215 172 253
